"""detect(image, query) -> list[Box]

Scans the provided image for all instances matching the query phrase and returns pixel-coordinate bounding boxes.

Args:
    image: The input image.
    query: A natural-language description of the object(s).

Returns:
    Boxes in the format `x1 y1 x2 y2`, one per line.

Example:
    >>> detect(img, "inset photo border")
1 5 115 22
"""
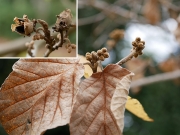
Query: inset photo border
0 0 77 58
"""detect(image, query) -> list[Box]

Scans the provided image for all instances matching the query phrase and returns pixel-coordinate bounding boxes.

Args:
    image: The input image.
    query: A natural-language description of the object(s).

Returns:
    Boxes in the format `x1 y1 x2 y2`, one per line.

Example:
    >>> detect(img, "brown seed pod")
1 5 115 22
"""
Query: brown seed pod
11 15 34 36
52 9 73 32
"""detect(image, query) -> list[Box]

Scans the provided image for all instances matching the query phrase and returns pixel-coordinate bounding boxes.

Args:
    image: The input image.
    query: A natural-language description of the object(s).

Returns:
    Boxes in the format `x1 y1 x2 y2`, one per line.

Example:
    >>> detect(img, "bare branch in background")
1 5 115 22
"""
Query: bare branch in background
79 0 146 23
131 70 180 88
78 13 105 26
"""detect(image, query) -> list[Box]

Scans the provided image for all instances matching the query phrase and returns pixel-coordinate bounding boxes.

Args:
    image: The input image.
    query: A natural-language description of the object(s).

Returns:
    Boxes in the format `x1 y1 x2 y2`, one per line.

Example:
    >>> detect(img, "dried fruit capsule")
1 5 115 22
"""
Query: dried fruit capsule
11 15 34 36
52 9 73 32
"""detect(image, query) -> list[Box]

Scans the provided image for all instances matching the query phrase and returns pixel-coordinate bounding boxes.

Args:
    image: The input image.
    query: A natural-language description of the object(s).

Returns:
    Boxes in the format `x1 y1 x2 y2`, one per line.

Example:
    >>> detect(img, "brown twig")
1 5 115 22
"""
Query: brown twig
117 37 145 66
117 49 136 65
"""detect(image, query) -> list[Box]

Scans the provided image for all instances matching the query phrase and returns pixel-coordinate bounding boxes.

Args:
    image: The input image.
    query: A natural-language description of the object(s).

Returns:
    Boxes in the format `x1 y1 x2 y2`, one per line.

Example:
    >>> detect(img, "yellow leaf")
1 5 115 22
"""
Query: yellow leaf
79 55 102 78
79 55 93 78
125 96 154 122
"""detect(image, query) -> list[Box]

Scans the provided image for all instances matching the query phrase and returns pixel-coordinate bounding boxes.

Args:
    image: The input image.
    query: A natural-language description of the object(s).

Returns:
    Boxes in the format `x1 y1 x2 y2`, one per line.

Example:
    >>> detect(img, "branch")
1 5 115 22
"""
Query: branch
0 37 31 56
158 0 180 12
79 0 146 22
116 49 136 65
131 70 180 88
117 37 145 66
78 13 105 26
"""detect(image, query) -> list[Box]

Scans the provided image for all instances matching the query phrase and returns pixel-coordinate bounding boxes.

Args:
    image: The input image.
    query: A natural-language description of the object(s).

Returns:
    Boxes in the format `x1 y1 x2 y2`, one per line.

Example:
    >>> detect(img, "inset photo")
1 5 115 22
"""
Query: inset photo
0 0 77 57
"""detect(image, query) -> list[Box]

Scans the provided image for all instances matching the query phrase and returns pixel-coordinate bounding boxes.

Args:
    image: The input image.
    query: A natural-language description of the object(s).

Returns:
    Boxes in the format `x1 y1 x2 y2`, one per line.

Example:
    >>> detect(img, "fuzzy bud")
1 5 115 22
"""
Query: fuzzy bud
97 50 102 56
132 41 137 47
71 44 76 49
86 52 91 57
99 56 105 61
135 37 141 42
103 52 110 58
141 41 145 45
134 53 138 58
86 55 92 61
67 46 72 53
101 47 107 53
91 51 98 62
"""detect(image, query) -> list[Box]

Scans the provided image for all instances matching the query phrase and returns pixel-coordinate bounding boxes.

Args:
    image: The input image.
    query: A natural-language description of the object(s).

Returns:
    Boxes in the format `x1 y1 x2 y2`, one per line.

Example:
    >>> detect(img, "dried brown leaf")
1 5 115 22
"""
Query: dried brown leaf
0 59 84 135
143 0 160 25
70 64 133 135
110 72 134 132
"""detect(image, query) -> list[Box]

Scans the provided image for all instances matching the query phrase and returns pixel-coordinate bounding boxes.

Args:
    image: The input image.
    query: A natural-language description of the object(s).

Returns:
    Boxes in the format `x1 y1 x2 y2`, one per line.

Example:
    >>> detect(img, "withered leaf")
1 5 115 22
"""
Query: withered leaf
0 59 84 135
110 72 134 132
143 0 160 25
70 64 133 135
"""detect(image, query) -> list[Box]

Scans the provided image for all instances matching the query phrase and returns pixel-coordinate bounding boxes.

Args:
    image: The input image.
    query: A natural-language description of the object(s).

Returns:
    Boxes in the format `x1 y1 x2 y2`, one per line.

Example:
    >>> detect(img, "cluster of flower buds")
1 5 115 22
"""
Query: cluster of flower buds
97 48 110 61
132 37 145 58
109 29 124 41
65 44 76 53
63 38 76 53
25 40 34 49
33 33 44 40
11 15 34 36
86 47 110 63
106 29 124 50
25 40 35 57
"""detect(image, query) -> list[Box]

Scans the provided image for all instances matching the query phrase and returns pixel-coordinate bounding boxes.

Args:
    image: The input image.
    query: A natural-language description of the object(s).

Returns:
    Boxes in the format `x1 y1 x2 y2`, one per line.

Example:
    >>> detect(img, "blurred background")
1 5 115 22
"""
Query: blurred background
0 0 76 57
78 0 180 135
0 0 180 135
